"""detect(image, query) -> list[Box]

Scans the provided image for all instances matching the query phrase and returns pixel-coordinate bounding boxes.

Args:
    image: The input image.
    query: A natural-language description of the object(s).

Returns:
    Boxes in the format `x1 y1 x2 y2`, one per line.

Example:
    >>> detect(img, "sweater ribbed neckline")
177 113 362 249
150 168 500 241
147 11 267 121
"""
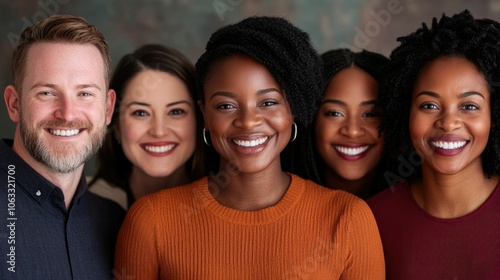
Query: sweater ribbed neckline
402 180 500 223
195 174 305 226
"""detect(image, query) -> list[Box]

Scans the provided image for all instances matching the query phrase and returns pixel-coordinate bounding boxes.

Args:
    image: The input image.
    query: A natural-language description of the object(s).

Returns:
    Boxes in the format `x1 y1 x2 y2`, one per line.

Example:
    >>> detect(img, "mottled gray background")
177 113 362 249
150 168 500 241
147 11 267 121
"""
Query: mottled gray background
0 0 498 175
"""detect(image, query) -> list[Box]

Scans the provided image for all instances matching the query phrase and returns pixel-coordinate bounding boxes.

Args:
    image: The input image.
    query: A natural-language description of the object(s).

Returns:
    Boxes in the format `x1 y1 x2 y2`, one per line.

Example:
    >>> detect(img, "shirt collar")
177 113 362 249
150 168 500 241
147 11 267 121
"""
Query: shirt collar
1 139 88 206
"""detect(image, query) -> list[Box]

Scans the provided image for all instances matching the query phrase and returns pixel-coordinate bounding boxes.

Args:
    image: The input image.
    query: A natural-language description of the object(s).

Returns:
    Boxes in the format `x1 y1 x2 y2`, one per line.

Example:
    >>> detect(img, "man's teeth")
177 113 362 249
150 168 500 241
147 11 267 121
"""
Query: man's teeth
49 129 80 137
144 145 175 153
431 141 467 150
335 145 369 156
233 137 268 147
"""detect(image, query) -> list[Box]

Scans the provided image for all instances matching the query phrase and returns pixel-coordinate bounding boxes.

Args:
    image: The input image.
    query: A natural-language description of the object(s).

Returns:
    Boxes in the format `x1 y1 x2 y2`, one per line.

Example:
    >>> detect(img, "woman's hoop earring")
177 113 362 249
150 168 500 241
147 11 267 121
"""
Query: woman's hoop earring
290 122 297 142
203 128 212 146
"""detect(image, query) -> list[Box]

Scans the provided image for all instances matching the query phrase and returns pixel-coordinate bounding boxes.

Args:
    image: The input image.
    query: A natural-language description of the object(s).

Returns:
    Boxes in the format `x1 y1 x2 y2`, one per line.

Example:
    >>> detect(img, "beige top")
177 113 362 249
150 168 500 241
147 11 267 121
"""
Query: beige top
87 177 128 210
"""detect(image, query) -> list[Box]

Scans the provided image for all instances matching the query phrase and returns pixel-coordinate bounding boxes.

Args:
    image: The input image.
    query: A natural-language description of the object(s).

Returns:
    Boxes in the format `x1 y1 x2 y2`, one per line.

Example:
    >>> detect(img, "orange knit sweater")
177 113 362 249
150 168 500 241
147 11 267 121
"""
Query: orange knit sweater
114 174 384 279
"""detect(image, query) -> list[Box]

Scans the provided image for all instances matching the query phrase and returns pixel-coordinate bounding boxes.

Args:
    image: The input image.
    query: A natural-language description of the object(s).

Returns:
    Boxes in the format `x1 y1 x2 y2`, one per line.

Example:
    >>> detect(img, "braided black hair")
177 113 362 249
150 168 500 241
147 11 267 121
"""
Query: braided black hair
195 16 323 174
380 10 500 179
302 49 390 197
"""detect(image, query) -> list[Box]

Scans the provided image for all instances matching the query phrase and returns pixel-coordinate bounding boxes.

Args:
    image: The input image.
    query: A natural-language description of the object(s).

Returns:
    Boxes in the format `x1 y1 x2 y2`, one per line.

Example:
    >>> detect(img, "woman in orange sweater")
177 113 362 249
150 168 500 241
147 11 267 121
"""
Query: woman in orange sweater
114 16 384 279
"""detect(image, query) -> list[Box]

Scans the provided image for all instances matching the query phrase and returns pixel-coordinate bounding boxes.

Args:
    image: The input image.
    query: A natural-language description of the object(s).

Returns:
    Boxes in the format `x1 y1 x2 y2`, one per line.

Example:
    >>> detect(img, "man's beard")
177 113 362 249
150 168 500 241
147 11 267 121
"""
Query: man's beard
19 114 106 173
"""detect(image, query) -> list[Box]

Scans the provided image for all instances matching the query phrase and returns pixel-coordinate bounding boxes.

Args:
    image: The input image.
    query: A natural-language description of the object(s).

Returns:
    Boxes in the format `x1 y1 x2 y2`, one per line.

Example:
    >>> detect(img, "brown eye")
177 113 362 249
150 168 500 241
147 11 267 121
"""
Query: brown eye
216 103 236 110
325 110 343 117
169 109 186 115
419 103 438 110
461 104 478 110
132 110 148 117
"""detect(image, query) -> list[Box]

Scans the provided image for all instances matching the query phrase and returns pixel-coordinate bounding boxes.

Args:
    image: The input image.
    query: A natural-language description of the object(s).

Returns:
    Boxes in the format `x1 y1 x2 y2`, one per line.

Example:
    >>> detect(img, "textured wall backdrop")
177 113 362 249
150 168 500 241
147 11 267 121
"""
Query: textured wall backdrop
0 0 498 175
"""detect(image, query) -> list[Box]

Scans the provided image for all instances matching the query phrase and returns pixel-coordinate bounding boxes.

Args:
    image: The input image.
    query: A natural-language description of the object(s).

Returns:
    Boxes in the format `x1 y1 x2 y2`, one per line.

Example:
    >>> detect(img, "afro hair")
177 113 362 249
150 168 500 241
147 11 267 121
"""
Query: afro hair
195 16 323 128
380 10 500 179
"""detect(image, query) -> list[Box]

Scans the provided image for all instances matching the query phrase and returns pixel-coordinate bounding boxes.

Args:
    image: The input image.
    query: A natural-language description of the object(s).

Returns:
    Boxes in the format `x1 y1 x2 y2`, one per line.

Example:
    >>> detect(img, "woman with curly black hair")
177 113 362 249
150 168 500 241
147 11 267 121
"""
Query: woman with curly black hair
114 16 384 279
311 49 389 199
367 10 500 279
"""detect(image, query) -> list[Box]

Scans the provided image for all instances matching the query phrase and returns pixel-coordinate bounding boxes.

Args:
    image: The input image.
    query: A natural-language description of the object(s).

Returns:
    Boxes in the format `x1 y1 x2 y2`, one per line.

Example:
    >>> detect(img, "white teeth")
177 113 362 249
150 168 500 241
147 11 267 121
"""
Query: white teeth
233 137 268 147
431 141 467 150
49 129 80 137
144 145 175 153
335 145 369 156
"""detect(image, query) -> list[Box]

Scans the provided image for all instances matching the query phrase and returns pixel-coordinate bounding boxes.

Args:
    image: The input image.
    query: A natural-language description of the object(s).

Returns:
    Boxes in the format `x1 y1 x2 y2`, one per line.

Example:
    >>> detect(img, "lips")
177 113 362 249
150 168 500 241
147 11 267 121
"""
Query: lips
141 143 177 156
48 129 81 137
230 135 271 155
334 144 371 161
232 136 269 147
44 120 91 137
430 141 467 150
428 136 469 156
144 144 175 153
335 145 370 156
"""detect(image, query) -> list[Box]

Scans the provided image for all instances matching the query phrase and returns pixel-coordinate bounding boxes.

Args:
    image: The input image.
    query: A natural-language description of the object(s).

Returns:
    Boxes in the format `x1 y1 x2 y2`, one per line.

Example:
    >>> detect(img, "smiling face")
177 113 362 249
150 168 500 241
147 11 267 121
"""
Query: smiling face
201 54 293 174
9 42 114 173
410 56 491 175
117 70 196 178
315 67 383 181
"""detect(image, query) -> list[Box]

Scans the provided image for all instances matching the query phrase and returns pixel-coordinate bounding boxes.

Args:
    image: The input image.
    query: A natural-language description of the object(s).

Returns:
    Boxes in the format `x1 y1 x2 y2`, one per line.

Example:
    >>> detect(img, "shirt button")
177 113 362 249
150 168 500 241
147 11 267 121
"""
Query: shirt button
36 190 41 196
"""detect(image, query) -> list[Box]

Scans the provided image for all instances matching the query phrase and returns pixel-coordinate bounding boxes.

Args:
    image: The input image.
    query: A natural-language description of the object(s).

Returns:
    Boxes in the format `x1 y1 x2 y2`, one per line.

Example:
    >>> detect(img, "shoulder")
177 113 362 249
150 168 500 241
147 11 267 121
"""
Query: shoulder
294 174 371 215
129 177 207 215
88 177 128 210
82 190 126 217
366 181 414 224
298 175 362 201
367 181 410 208
121 178 208 234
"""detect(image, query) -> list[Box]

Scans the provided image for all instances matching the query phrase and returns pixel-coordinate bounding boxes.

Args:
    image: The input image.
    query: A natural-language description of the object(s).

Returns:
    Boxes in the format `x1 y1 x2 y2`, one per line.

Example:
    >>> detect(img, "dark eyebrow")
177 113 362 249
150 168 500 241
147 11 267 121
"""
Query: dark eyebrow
209 88 281 101
458 91 485 99
209 91 236 101
257 88 281 95
126 100 192 108
322 99 377 106
415 91 485 99
322 99 346 106
360 100 377 106
415 91 439 99
167 100 192 107
126 101 150 108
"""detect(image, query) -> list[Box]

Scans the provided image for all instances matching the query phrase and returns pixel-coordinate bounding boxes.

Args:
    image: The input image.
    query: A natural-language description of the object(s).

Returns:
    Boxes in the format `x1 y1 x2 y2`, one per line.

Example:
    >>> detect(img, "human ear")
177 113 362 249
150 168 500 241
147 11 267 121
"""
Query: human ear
4 85 21 123
105 89 116 125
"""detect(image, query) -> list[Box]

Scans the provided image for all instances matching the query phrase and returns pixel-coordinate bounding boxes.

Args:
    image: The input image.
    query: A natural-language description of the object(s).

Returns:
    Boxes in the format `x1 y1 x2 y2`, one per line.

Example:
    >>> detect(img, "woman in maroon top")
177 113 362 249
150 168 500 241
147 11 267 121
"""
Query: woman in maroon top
367 10 500 279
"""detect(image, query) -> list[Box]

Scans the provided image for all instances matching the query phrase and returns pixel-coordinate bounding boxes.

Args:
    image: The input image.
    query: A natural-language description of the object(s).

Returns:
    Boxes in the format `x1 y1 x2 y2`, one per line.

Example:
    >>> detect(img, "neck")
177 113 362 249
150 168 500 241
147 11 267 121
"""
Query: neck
209 160 291 211
12 136 83 209
411 162 499 218
129 165 190 200
323 169 374 198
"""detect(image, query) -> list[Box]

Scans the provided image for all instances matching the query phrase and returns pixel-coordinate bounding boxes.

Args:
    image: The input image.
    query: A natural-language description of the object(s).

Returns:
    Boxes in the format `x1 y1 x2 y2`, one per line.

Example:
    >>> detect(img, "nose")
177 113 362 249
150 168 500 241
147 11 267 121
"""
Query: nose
54 95 78 121
149 115 168 137
233 106 262 130
435 110 462 131
340 116 365 138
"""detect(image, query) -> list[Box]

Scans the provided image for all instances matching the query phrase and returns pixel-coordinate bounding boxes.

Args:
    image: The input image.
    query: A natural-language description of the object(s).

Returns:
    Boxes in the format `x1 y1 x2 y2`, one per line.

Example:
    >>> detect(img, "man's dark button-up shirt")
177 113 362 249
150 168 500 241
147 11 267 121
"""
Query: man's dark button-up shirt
0 139 125 279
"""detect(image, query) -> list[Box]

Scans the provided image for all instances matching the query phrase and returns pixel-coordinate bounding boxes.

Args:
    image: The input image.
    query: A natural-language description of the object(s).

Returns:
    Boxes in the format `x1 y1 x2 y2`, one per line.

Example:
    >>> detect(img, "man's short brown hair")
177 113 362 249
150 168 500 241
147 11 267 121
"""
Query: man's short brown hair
11 14 111 92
